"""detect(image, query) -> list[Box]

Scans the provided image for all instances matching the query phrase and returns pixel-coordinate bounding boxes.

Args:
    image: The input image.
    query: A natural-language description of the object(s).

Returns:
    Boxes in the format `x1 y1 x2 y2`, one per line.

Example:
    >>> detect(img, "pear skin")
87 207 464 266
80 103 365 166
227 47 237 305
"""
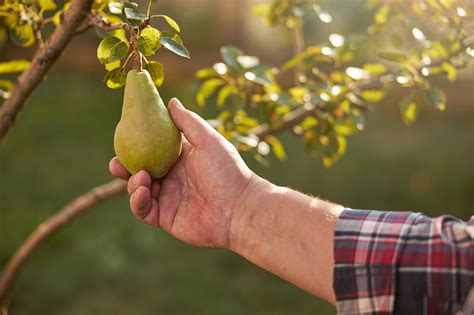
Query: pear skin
114 70 182 179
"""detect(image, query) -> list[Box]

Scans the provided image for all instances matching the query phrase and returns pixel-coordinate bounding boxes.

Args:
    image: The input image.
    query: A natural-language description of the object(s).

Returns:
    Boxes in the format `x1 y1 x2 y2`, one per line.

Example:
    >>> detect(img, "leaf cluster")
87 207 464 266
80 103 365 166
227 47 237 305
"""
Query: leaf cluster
96 0 190 89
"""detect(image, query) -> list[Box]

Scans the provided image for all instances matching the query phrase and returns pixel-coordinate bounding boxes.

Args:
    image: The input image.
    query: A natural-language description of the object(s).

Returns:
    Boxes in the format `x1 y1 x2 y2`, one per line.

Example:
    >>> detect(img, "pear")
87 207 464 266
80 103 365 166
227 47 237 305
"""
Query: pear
114 70 182 179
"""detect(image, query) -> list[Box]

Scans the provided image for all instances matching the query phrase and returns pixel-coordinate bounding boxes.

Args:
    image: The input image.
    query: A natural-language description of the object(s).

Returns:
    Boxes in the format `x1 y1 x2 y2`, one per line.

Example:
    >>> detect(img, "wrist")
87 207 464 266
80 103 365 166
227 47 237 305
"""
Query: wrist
228 174 278 254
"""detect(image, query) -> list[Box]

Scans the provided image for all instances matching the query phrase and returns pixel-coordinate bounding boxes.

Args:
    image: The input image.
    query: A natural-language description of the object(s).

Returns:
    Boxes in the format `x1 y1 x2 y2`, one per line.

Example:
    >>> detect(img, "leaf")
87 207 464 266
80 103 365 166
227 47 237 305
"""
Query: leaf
137 27 161 56
145 61 164 87
108 2 123 14
10 24 35 47
124 7 148 21
334 120 359 136
399 99 418 125
97 36 129 64
105 60 121 71
362 63 387 75
376 51 407 63
123 2 139 9
360 90 384 103
265 135 287 160
0 59 30 74
196 78 225 107
221 46 243 73
104 67 126 89
237 55 260 68
426 86 446 111
337 136 347 156
374 4 390 24
195 68 216 79
52 2 71 25
441 62 457 82
216 84 238 107
156 15 180 33
39 0 57 11
0 80 14 99
160 35 190 58
281 53 307 72
172 33 183 45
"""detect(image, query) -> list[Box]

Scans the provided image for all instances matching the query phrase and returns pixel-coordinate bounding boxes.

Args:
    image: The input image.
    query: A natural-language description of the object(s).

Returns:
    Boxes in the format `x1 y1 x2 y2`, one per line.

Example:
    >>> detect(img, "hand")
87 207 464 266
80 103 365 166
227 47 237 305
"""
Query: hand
109 98 255 249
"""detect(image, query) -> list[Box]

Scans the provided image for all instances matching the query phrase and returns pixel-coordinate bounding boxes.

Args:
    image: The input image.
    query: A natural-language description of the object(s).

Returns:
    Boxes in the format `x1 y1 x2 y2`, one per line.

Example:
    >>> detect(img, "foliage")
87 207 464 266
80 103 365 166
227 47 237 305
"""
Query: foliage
196 0 473 165
0 0 472 166
0 0 190 91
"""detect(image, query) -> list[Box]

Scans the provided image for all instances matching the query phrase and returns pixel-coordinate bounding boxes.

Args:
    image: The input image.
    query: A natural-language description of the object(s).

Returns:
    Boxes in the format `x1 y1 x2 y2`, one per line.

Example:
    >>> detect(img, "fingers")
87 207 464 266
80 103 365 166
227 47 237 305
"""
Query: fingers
127 170 151 194
168 98 220 147
109 157 131 180
129 177 161 226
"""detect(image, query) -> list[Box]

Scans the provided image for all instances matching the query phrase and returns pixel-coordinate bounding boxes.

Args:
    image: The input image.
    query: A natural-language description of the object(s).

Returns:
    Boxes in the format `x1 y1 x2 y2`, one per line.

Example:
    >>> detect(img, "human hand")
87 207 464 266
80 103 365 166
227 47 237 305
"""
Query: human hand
109 98 256 249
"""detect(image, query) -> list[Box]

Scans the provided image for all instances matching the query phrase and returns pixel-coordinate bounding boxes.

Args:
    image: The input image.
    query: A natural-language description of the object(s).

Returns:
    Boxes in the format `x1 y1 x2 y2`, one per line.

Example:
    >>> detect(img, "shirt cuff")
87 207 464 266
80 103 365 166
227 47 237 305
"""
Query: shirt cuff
332 208 417 314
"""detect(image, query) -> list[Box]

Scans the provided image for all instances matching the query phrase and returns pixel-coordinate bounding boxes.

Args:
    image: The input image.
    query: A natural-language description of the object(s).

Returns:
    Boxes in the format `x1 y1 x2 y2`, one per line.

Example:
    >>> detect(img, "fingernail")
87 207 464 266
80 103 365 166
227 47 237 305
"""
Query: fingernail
173 98 185 110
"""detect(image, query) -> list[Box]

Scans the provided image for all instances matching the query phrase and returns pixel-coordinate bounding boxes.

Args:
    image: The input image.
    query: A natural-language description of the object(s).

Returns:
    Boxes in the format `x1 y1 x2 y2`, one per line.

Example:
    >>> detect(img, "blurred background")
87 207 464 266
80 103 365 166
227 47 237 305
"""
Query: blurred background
1 0 473 314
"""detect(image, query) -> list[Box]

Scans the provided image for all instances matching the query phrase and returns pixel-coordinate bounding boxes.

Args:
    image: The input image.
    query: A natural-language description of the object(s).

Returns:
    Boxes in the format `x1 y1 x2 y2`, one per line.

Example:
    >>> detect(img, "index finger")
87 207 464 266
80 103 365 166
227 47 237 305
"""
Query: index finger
109 157 131 180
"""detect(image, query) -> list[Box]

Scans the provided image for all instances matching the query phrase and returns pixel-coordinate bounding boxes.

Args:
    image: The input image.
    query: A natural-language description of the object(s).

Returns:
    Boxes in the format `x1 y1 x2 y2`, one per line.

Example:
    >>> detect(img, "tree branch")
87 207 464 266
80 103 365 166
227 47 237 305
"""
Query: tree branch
250 44 470 139
0 0 94 144
0 179 127 305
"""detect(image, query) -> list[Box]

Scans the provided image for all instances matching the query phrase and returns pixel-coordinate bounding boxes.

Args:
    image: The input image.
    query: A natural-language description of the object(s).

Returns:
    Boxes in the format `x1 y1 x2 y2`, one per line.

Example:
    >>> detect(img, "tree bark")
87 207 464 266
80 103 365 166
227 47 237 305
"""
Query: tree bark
0 0 94 144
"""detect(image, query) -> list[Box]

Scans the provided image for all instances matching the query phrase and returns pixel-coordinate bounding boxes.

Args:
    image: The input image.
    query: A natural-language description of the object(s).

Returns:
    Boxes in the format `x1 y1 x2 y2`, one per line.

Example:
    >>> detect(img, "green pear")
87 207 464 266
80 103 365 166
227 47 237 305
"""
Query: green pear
114 69 182 179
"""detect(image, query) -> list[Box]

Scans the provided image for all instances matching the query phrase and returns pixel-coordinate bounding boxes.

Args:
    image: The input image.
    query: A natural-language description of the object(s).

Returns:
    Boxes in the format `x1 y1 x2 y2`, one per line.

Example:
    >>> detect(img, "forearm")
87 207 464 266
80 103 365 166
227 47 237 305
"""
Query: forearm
229 175 344 304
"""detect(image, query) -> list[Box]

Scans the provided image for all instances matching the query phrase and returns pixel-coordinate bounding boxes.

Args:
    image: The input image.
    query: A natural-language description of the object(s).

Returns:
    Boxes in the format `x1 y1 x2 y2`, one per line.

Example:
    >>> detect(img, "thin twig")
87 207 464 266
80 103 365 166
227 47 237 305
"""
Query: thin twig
0 179 127 305
0 0 95 144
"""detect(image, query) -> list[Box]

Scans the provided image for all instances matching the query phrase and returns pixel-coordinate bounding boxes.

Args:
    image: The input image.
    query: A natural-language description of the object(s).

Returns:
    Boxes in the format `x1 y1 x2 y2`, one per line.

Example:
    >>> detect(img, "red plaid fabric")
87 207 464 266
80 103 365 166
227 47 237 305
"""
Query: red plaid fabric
333 209 474 315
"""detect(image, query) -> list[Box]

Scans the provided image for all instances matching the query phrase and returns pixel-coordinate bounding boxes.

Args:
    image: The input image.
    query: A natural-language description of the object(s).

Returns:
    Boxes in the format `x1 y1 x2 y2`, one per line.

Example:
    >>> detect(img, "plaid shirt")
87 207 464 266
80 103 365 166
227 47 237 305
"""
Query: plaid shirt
333 209 474 315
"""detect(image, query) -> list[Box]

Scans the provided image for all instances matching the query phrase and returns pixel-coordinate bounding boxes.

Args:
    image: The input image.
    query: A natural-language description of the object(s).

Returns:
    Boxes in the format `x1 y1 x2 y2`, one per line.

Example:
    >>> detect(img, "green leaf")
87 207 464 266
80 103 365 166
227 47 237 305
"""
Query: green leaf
105 60 121 71
124 7 148 21
376 51 407 63
145 61 165 87
172 33 184 45
52 2 71 25
137 27 161 56
374 4 390 24
10 24 35 47
281 53 307 72
39 0 57 11
334 120 359 136
426 86 446 111
123 2 139 9
266 135 287 160
108 2 123 14
360 90 384 103
0 59 30 74
216 84 238 107
362 63 387 75
399 97 418 125
160 35 190 58
104 67 126 89
195 68 216 79
221 46 243 73
196 78 225 106
0 80 14 99
441 62 457 82
97 36 129 64
157 15 180 33
337 136 347 156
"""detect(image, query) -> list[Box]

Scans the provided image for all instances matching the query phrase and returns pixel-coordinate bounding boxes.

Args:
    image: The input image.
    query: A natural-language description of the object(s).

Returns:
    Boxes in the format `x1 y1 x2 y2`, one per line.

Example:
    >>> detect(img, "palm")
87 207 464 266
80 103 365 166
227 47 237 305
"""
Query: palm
110 99 254 249
158 139 252 248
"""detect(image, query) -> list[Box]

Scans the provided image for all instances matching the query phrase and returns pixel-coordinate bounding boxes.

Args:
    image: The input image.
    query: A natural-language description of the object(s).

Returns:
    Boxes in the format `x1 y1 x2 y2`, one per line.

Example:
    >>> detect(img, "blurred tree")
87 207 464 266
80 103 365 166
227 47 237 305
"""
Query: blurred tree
196 0 473 166
0 0 472 310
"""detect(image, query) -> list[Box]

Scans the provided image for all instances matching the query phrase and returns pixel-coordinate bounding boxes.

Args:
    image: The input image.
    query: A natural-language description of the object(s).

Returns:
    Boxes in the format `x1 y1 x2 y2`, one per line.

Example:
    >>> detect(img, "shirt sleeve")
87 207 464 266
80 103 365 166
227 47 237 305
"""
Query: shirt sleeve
332 209 474 315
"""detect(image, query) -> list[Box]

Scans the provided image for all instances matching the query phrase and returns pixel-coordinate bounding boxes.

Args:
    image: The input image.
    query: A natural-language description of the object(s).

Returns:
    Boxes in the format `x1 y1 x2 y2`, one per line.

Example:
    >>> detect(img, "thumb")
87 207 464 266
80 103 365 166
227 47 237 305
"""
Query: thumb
168 98 219 147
